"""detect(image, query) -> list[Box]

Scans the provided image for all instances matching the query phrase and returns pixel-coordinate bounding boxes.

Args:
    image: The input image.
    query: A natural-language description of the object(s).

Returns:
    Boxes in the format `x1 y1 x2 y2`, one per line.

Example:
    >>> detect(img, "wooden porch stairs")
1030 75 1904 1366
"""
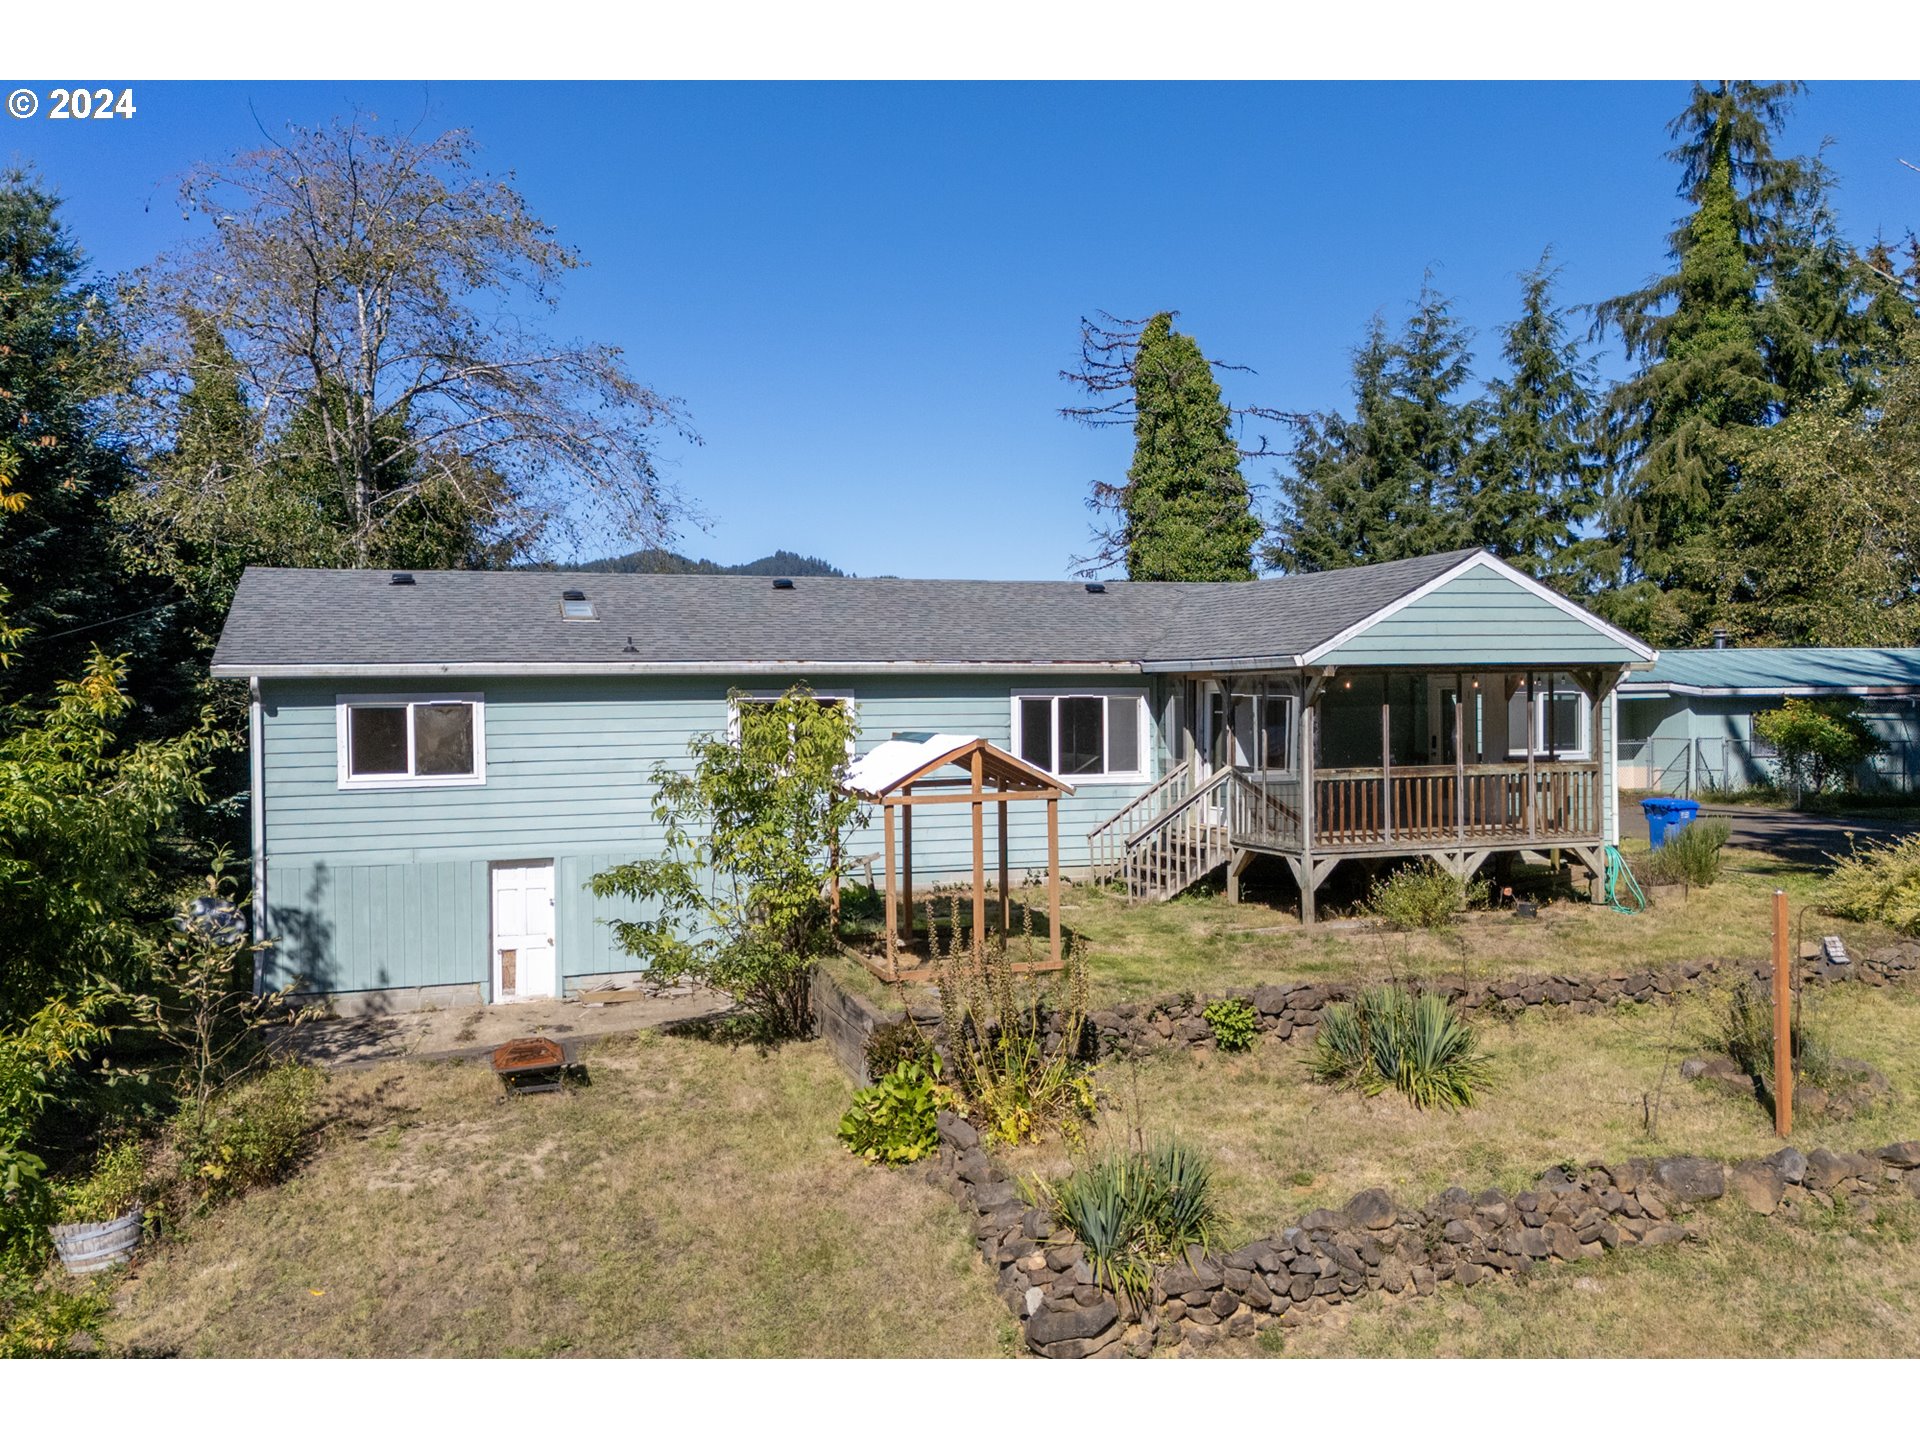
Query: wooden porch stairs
1089 762 1236 902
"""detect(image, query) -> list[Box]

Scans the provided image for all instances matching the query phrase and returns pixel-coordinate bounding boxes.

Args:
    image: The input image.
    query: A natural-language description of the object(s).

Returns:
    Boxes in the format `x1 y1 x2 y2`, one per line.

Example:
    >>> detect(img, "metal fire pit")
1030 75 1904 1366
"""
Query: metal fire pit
490 1036 568 1095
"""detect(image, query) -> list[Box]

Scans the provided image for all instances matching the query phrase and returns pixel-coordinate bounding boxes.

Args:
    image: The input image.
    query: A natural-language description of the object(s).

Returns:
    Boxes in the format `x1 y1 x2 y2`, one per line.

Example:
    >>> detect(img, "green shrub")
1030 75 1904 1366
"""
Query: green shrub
171 1063 319 1206
838 1058 950 1165
862 1019 933 1078
0 1270 110 1359
1714 978 1841 1094
1753 697 1882 801
1202 997 1258 1053
934 900 1096 1147
55 1139 146 1225
1647 818 1731 887
1309 985 1490 1110
1364 859 1481 930
1821 833 1920 934
1034 1140 1216 1302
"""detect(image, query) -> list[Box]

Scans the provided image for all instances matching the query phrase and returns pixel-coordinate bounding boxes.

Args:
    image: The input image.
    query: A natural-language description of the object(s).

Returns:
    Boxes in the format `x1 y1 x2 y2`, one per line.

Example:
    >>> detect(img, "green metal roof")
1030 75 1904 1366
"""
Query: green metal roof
1620 647 1920 697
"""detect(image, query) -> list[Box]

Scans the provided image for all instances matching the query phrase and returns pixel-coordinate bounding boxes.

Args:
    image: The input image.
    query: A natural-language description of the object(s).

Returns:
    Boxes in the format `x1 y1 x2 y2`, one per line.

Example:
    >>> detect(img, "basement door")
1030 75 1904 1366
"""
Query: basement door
490 861 557 1002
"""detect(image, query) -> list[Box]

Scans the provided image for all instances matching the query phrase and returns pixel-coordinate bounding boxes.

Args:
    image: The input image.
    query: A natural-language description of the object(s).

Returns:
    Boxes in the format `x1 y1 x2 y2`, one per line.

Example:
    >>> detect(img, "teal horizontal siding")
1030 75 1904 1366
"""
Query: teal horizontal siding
257 672 1157 995
1321 572 1644 667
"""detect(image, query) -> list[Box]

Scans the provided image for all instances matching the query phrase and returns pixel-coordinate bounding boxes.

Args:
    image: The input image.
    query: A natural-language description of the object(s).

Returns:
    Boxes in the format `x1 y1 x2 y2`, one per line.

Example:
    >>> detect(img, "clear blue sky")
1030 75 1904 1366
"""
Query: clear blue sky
8 80 1918 578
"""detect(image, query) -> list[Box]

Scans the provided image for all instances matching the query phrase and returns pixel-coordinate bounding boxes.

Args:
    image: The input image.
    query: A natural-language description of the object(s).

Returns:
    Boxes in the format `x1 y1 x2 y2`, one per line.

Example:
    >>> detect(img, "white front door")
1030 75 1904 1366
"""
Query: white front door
491 861 557 1002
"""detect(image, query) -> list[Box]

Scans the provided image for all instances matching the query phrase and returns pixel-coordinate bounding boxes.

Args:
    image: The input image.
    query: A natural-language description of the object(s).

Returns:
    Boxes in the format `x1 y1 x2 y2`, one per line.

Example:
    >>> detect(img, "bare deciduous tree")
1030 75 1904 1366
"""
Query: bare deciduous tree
125 113 697 566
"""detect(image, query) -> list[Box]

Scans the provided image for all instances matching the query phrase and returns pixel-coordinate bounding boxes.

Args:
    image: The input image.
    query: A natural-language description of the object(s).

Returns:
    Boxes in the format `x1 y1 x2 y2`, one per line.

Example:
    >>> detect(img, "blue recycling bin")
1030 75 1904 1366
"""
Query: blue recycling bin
1641 796 1675 848
1666 798 1700 841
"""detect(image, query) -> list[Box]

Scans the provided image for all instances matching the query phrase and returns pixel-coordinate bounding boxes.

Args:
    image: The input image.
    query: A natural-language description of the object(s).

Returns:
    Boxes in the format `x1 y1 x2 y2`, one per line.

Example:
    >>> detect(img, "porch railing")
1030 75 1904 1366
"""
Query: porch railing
1309 761 1602 850
1087 755 1197 878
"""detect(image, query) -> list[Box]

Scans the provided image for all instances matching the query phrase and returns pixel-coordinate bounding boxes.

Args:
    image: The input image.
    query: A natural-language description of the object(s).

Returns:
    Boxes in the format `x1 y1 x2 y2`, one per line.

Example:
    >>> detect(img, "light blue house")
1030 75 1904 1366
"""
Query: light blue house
1617 645 1920 796
213 547 1654 1011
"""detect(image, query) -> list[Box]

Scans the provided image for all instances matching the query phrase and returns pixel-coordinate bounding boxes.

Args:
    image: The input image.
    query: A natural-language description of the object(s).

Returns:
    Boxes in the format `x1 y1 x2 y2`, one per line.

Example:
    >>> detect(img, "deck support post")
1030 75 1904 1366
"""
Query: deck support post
1226 847 1255 905
1525 671 1539 842
882 798 898 980
970 750 986 959
902 789 914 943
1047 796 1062 968
1455 671 1467 842
1380 684 1394 842
1300 697 1319 926
996 783 1010 934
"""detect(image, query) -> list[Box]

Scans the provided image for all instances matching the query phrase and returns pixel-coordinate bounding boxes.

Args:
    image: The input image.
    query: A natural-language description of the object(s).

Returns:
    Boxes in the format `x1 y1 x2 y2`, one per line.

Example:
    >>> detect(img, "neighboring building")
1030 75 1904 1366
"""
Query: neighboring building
1617 646 1920 795
212 547 1653 1012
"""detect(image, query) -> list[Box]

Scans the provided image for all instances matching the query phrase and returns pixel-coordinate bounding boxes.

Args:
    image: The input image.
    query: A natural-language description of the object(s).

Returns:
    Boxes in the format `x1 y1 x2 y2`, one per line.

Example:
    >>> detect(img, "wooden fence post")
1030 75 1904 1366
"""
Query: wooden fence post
1773 887 1793 1138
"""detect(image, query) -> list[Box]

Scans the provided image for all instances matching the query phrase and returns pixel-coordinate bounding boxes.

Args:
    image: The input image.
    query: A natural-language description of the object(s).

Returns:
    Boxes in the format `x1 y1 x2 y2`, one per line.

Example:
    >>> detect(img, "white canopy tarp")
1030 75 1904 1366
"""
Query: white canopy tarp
842 733 983 799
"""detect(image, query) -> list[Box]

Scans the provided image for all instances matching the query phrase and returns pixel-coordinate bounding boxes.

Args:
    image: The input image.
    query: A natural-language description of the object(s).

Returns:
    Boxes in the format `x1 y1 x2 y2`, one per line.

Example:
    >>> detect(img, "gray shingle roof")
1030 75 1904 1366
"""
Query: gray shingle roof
210 549 1487 674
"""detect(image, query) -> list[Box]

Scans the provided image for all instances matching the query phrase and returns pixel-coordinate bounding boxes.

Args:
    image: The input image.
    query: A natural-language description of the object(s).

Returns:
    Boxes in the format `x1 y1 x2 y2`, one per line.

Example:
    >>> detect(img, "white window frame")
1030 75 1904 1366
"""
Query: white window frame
727 690 857 752
1010 689 1150 785
1505 675 1590 761
336 693 487 790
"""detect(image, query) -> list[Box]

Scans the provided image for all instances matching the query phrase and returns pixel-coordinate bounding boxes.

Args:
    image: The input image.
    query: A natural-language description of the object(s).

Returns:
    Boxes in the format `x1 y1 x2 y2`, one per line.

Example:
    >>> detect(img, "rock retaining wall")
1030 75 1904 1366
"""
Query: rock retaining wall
915 1115 1920 1358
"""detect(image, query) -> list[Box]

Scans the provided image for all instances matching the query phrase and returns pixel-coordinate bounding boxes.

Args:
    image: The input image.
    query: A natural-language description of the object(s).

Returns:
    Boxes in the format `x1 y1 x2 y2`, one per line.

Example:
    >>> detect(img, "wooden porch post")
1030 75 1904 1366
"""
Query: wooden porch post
1380 678 1394 842
1525 671 1539 841
996 781 1010 934
1300 694 1319 926
970 749 987 957
882 798 898 980
1454 671 1467 842
1047 795 1062 967
901 792 914 943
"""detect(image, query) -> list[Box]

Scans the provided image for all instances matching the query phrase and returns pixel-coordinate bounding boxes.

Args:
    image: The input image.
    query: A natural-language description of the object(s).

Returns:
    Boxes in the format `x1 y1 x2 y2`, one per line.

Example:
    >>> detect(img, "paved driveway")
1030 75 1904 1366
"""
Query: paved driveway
1622 801 1916 867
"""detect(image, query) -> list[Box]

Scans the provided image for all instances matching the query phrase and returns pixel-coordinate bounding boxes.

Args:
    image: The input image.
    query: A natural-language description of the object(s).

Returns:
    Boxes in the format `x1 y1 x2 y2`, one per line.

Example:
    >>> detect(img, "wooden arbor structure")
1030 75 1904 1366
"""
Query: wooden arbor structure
842 734 1073 982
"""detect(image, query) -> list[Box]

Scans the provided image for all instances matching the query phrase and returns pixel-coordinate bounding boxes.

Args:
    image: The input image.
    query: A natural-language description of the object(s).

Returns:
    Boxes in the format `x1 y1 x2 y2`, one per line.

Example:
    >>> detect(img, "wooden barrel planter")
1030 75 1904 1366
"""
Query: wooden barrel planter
49 1205 144 1275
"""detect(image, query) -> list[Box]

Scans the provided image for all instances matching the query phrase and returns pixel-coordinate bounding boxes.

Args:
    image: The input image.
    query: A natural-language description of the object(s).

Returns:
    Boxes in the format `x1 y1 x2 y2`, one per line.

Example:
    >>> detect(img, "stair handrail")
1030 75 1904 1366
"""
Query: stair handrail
1115 765 1234 899
1087 754 1198 872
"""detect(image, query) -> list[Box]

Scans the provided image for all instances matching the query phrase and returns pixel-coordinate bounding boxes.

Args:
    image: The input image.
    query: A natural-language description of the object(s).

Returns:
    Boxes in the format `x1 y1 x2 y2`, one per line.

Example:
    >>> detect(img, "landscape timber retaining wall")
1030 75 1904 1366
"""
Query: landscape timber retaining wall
811 965 892 1086
915 1117 1920 1358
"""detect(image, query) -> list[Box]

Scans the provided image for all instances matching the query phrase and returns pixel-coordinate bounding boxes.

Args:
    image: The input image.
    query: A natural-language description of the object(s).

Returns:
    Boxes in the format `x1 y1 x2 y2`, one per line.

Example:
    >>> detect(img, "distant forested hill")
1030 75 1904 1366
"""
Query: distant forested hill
562 548 848 577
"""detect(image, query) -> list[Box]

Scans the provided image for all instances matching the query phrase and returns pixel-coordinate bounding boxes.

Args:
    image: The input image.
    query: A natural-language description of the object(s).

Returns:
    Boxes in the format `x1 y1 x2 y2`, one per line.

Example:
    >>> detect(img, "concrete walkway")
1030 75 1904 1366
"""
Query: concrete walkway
278 983 730 1069
1623 801 1915 867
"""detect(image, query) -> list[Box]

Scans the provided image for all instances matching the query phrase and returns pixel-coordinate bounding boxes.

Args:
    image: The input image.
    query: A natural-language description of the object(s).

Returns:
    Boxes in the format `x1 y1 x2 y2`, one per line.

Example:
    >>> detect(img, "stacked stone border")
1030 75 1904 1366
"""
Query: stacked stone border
816 942 1919 1084
914 1120 1920 1358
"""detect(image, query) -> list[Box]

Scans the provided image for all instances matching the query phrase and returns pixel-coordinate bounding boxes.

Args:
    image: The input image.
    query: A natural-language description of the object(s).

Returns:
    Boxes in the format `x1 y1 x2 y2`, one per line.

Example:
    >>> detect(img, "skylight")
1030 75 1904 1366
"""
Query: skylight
560 589 596 621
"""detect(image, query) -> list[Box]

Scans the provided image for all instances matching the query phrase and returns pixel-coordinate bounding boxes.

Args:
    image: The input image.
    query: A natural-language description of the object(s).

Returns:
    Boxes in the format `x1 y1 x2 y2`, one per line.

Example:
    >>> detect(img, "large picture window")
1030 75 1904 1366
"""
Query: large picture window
1012 691 1146 781
1506 674 1589 759
337 695 485 787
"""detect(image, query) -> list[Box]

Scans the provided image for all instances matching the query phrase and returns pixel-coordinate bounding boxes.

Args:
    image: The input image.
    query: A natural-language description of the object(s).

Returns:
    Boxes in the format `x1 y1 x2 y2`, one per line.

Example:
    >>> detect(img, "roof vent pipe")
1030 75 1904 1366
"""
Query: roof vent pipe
771 577 795 590
1711 627 1730 650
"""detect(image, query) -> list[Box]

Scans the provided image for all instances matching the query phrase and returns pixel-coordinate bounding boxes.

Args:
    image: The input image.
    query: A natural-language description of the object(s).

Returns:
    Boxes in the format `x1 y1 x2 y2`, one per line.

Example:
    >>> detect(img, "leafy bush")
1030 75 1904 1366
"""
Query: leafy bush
591 686 862 1041
55 1138 146 1225
0 1270 110 1359
1364 859 1483 931
863 1018 933 1079
0 993 111 1267
1202 997 1258 1053
169 1063 319 1207
934 899 1096 1147
1753 697 1882 801
1714 978 1841 1094
838 1057 951 1165
1309 985 1490 1110
1821 833 1920 934
1033 1140 1216 1302
1646 818 1731 887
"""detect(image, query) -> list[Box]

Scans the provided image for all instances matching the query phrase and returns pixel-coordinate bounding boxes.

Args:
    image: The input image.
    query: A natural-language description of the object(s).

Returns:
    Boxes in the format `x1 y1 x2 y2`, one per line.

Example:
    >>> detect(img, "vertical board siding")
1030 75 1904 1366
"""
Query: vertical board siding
259 671 1157 995
1320 572 1645 667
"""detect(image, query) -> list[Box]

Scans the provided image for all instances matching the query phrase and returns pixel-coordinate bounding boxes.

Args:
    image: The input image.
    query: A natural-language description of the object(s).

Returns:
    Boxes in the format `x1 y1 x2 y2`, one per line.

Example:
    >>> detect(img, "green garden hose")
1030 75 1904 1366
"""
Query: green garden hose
1604 844 1647 914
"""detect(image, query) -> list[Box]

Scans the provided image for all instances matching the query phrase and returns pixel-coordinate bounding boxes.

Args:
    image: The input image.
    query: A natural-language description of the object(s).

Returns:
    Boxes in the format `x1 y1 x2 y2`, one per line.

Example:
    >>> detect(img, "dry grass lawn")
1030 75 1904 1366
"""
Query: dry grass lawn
1008 979 1920 1357
105 1031 1016 1358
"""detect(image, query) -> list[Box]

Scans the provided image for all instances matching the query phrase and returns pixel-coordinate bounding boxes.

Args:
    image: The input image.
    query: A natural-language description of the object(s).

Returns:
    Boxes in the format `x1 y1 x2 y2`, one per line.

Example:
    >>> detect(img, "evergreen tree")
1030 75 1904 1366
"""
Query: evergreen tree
0 170 138 704
1267 284 1475 571
1469 255 1605 591
1073 312 1263 581
1591 81 1848 642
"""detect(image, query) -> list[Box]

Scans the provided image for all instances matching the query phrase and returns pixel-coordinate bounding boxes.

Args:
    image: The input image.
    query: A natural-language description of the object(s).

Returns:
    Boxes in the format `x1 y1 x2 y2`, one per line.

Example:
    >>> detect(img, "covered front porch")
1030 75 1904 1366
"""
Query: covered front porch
1092 666 1623 920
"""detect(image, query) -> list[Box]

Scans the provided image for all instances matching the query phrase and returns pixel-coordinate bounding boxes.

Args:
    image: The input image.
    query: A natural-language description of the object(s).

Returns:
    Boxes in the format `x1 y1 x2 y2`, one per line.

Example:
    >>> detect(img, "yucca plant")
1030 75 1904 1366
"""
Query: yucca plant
1033 1139 1217 1303
1309 985 1490 1111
